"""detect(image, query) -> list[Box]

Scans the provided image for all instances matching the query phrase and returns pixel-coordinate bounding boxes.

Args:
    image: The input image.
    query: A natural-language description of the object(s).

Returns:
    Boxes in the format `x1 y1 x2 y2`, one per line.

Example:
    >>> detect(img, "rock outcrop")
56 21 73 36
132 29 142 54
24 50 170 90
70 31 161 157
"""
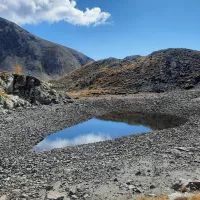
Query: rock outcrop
0 71 71 112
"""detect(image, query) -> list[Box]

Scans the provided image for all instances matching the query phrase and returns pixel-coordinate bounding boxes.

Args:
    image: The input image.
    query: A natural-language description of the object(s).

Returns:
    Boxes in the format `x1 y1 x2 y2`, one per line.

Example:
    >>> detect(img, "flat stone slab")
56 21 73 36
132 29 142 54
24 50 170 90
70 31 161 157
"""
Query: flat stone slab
47 191 65 200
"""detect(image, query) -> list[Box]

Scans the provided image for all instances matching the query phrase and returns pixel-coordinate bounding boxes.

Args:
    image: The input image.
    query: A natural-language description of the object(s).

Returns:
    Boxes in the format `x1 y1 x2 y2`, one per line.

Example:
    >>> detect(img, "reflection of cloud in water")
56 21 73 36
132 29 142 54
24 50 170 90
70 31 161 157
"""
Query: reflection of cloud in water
34 133 111 152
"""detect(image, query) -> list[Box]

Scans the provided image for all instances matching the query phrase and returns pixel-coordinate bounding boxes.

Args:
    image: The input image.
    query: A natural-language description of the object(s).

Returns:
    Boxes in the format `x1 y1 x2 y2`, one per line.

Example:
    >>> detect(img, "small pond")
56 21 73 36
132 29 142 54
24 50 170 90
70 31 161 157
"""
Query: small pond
33 112 186 152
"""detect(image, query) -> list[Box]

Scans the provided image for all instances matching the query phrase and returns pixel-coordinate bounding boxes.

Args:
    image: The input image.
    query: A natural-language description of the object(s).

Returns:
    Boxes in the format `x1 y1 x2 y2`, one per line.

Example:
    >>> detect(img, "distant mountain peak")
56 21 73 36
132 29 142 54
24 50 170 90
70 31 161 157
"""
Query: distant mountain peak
0 17 93 80
124 55 141 61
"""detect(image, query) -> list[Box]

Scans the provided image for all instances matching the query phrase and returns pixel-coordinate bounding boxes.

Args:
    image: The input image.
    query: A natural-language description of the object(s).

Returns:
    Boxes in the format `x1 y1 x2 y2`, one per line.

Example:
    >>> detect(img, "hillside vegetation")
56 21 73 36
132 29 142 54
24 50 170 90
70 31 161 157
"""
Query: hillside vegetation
50 48 200 95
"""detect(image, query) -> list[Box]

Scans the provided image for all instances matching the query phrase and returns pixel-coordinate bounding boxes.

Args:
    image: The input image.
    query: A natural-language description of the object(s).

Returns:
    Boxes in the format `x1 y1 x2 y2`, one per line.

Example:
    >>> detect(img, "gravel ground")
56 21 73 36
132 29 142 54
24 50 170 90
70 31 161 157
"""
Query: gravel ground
1 90 200 200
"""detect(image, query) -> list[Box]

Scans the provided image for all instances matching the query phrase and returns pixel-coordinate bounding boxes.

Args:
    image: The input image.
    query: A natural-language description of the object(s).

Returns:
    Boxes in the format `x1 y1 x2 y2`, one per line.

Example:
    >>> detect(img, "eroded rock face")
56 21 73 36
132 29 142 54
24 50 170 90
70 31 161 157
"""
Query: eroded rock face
0 72 71 112
12 74 58 104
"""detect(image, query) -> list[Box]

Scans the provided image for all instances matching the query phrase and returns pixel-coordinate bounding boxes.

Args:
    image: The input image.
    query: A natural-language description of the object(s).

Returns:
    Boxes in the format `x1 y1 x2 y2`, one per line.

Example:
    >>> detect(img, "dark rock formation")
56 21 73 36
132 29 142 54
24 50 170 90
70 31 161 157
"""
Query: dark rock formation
0 17 93 80
0 72 71 111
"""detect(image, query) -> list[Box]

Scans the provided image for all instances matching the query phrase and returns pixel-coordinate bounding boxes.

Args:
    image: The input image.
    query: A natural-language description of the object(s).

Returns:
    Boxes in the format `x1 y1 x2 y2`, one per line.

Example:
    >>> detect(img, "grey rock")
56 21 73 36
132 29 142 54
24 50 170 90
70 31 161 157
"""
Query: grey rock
83 194 89 198
47 191 64 200
0 73 72 111
71 195 78 199
0 196 7 200
4 98 14 109
150 185 156 189
69 187 76 196
126 180 132 185
135 171 142 176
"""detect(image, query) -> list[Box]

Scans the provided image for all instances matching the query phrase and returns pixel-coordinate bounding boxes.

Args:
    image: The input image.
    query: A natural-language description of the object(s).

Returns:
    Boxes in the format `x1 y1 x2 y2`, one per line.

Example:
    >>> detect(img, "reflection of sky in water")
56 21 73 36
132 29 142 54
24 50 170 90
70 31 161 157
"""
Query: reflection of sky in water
34 118 152 152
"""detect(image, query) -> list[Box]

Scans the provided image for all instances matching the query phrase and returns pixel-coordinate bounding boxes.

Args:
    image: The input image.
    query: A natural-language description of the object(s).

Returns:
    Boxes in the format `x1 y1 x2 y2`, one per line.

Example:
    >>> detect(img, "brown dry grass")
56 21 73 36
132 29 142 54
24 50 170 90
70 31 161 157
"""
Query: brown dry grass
67 89 109 98
136 195 168 200
135 194 200 200
190 194 200 200
0 91 5 95
174 194 200 200
0 71 11 77
13 63 22 75
174 197 188 200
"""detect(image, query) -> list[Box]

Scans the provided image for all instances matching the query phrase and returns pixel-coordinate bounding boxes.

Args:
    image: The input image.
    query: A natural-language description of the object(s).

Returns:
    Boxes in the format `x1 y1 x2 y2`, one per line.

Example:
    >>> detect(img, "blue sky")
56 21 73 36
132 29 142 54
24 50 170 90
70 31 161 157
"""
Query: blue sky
1 0 200 60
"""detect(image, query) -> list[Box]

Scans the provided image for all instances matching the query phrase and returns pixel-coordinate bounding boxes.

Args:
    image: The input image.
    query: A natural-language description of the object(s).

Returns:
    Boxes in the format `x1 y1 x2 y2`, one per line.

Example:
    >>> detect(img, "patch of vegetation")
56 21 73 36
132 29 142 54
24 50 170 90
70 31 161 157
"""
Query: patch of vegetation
135 193 200 200
136 195 168 200
99 66 109 72
67 88 109 98
13 63 22 75
0 90 8 104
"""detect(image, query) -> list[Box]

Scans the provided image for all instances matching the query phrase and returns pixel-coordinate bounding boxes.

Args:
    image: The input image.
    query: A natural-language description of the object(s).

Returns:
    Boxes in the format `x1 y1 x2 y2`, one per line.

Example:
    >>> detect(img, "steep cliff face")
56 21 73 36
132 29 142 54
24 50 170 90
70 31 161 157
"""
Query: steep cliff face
0 17 93 80
50 48 200 94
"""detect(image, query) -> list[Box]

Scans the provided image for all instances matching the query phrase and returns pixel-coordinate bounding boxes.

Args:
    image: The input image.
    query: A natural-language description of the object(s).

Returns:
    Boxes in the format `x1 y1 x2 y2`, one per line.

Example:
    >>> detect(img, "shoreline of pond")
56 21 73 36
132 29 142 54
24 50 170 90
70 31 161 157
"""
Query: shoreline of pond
1 90 200 199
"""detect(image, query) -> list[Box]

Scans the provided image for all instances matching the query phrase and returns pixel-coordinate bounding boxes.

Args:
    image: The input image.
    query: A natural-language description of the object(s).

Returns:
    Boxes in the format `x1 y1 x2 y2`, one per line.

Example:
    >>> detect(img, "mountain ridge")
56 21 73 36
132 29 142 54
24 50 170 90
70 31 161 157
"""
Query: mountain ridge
0 17 93 80
50 48 200 94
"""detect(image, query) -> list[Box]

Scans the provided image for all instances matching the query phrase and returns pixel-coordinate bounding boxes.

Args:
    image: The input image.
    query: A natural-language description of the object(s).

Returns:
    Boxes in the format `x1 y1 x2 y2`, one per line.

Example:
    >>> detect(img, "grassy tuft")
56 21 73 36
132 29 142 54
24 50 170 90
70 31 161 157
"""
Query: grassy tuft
67 88 108 98
135 194 200 200
136 195 168 200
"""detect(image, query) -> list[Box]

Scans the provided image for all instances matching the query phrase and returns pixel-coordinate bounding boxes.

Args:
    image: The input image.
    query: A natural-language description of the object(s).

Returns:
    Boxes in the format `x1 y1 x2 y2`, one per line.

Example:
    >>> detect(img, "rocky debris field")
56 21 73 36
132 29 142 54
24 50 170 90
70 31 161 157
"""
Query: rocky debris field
1 90 200 199
0 72 72 113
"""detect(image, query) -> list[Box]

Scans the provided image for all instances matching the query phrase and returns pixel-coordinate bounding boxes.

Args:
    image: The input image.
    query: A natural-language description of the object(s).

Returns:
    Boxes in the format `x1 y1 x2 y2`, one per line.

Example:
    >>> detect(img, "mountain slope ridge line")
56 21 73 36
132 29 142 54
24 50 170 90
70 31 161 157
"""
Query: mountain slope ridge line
50 48 200 95
0 17 93 80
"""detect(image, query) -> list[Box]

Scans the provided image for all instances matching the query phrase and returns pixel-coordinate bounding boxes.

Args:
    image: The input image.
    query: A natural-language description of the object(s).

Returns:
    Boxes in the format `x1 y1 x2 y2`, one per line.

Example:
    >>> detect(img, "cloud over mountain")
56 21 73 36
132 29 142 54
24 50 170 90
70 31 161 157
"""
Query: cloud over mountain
0 0 111 26
34 133 111 151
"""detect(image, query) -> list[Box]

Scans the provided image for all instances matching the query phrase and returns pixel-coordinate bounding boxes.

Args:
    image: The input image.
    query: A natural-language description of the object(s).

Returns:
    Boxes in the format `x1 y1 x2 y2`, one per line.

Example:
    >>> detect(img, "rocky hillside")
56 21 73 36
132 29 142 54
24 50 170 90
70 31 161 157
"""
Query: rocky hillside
50 57 141 92
0 71 72 113
0 17 93 80
51 48 200 94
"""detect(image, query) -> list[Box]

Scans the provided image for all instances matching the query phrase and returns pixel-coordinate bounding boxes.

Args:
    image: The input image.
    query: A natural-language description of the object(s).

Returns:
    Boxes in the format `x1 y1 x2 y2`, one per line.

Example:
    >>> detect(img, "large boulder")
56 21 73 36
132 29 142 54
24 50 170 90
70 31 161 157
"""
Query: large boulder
4 95 28 109
0 72 71 112
12 74 60 105
47 191 65 200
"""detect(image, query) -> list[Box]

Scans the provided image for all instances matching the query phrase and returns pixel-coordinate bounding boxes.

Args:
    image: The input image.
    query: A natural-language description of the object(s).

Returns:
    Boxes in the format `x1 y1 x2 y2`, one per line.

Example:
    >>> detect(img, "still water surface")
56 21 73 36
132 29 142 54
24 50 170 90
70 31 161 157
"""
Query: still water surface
33 112 186 152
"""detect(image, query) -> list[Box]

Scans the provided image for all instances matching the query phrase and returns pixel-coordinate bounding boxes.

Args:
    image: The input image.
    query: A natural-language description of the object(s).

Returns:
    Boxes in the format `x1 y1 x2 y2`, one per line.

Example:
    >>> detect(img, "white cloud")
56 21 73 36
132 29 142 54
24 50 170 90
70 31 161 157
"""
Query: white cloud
33 133 111 152
0 0 111 26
